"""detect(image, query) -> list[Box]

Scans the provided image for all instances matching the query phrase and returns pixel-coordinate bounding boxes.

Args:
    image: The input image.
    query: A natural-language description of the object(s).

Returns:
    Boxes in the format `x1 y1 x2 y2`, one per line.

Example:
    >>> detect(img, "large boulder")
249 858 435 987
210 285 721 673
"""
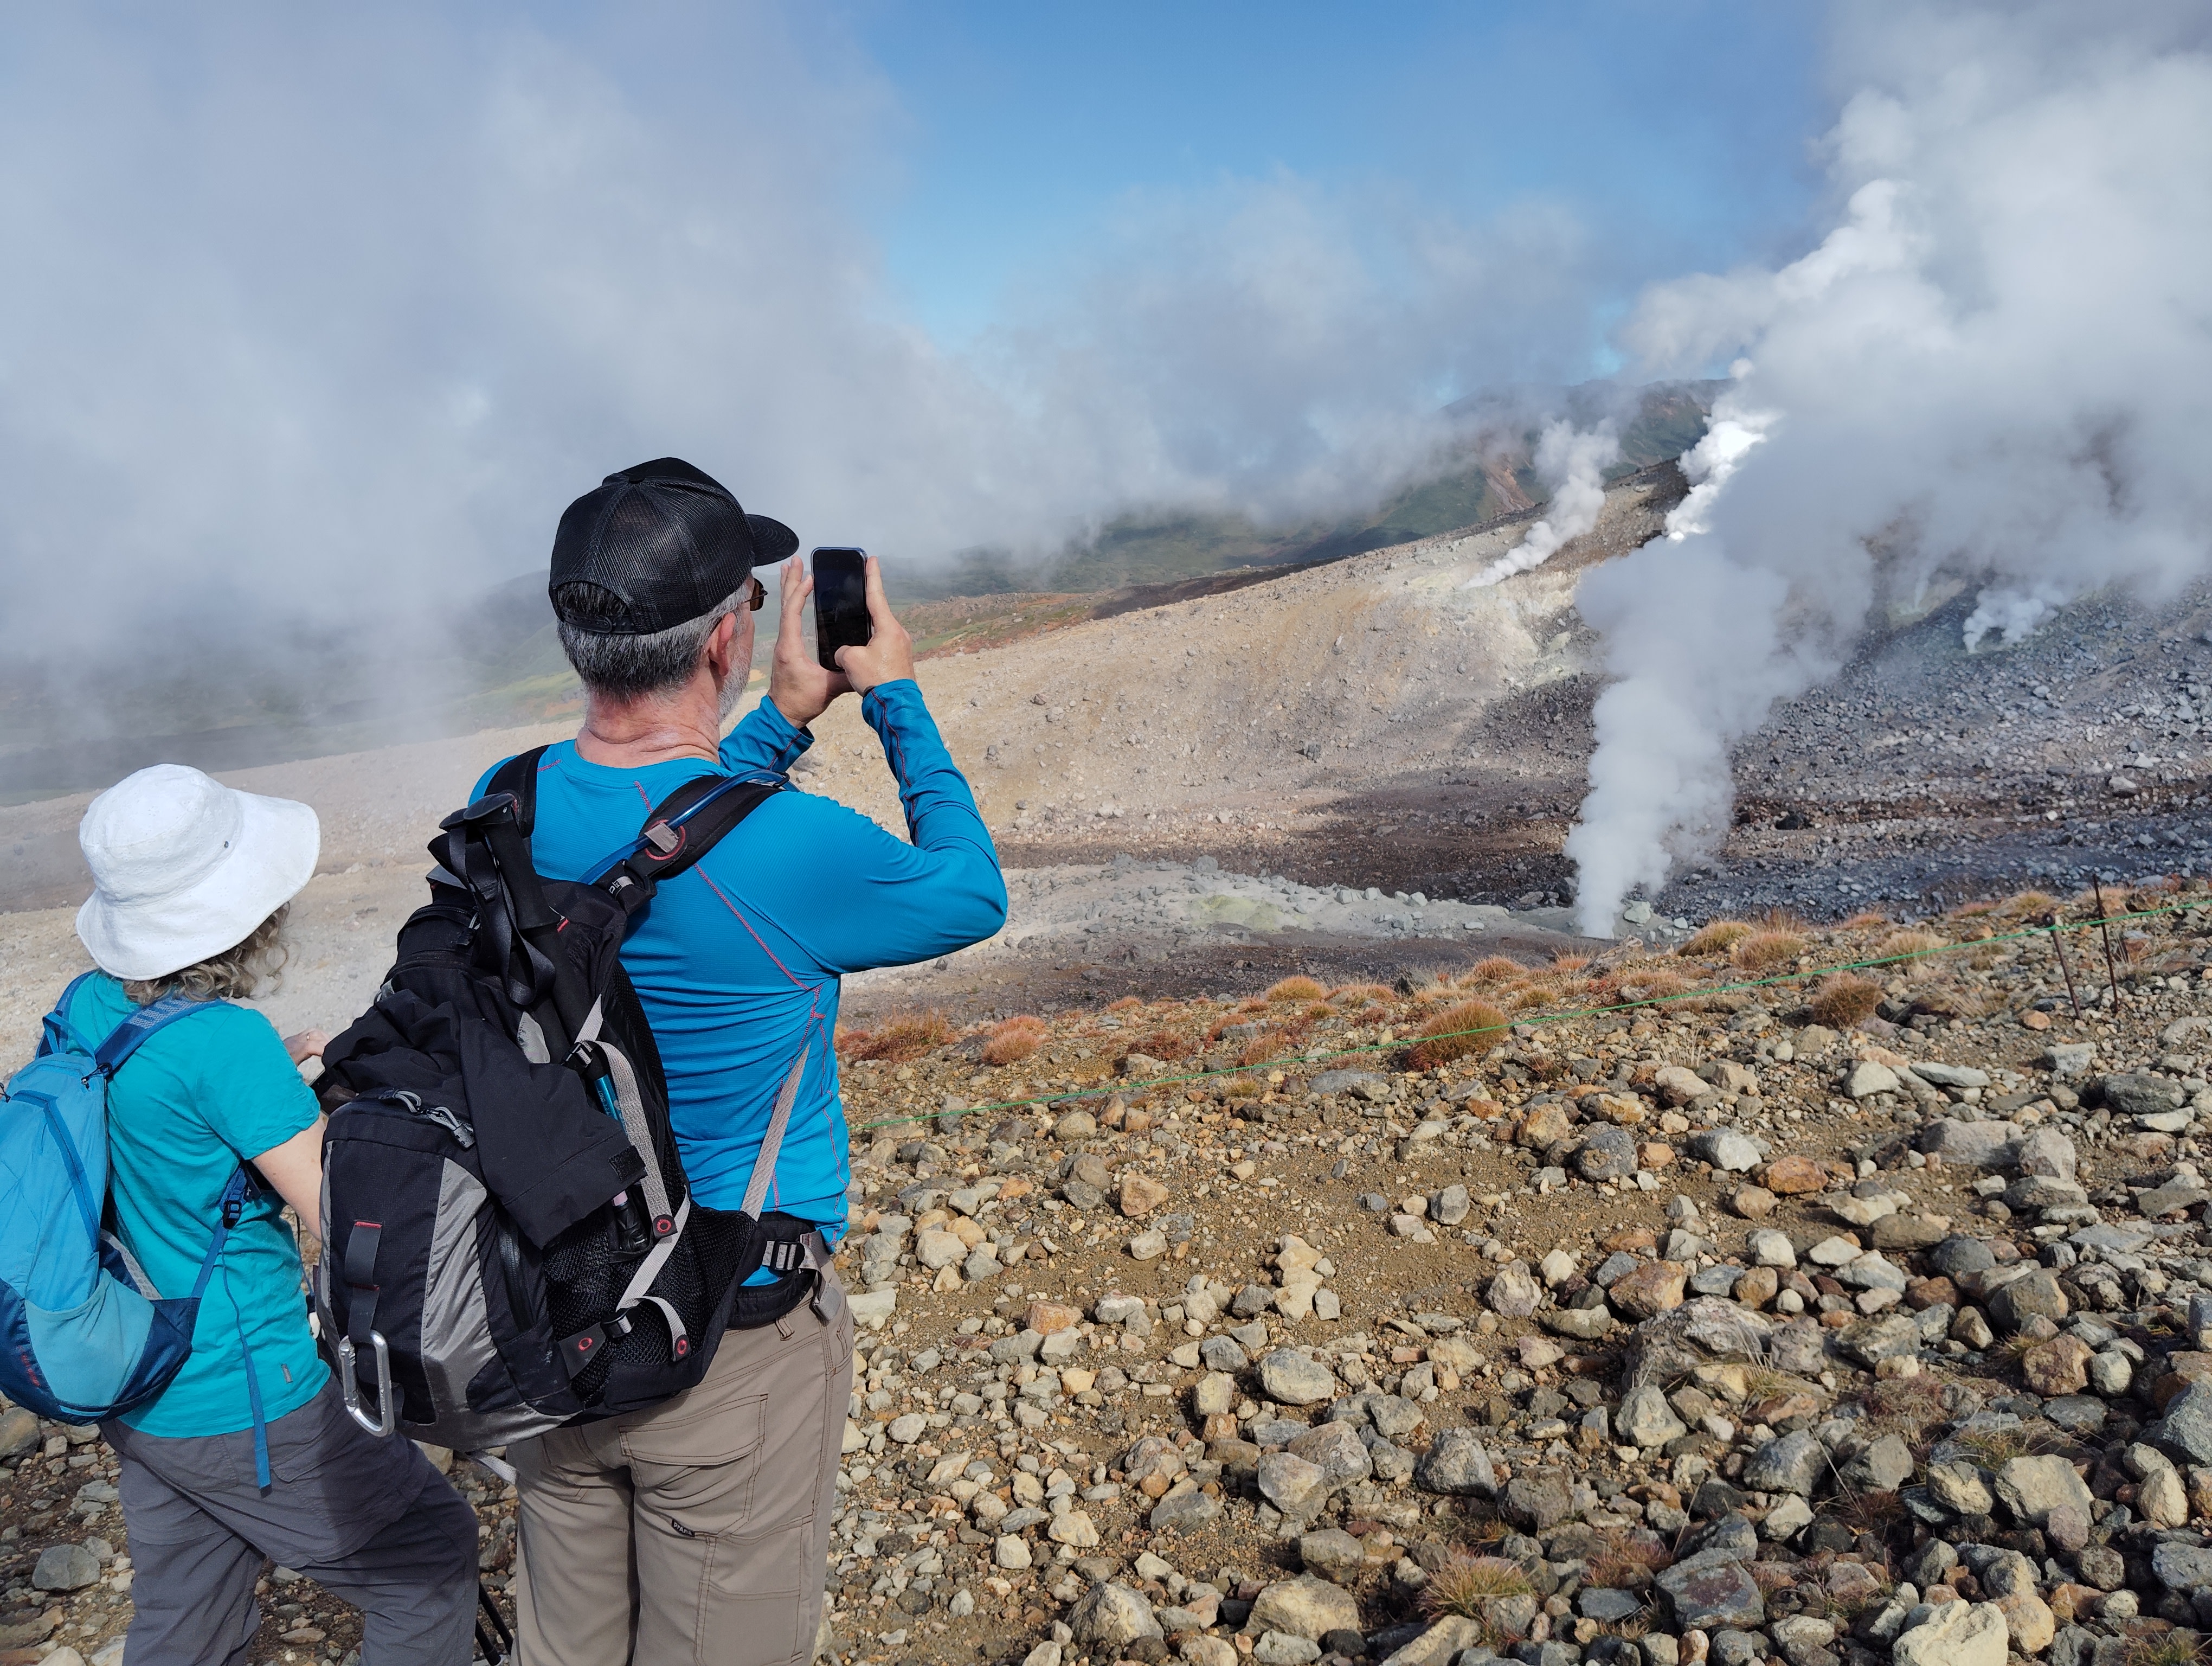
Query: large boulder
1619 1297 1776 1391
1244 1577 1360 1641
1995 1454 2095 1524
2012 1126 2078 1182
1892 1602 2007 1666
1287 1421 1372 1492
1657 1560 1765 1629
1413 1430 1497 1496
1257 1351 1337 1407
30 1543 99 1592
2101 1073 2185 1118
1486 1263 1543 1318
1258 1452 1330 1516
1690 1130 1762 1172
1070 1583 1163 1650
1839 1434 1914 1492
1617 1385 1689 1447
1298 1529 1367 1582
1577 1125 1639 1181
1742 1431 1825 1496
1987 1270 2069 1334
1610 1261 1688 1320
1919 1120 2018 1169
2159 1378 2212 1464
1504 1473 1573 1532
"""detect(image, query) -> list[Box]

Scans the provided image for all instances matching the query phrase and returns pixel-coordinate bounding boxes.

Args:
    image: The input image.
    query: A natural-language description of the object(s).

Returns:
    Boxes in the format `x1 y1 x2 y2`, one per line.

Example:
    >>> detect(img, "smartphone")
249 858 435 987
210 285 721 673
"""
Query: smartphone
812 547 872 672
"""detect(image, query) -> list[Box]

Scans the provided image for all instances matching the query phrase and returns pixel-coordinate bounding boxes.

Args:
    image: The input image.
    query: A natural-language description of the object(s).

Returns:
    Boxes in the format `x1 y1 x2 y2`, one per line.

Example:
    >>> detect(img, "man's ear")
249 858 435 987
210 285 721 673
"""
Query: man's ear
705 610 742 682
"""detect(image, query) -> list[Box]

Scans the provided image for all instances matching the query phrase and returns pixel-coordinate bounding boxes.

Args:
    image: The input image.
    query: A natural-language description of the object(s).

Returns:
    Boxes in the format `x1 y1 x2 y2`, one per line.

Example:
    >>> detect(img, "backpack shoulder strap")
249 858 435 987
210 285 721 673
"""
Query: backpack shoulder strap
93 994 226 1079
587 774 782 910
485 746 551 838
36 971 101 1059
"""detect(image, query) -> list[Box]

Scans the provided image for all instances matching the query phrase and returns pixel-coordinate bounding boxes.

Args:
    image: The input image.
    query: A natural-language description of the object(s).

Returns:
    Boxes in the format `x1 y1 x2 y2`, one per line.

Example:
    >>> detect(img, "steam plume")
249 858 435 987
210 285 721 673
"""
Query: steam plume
1464 421 1621 588
1569 1 2212 935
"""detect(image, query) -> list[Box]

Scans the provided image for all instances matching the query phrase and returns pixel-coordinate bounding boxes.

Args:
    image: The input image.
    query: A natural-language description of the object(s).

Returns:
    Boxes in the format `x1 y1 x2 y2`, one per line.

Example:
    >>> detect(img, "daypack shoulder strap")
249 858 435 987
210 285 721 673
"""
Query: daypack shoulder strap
93 993 226 1078
36 971 101 1060
587 773 782 909
486 746 550 839
187 1165 272 1486
435 747 574 1041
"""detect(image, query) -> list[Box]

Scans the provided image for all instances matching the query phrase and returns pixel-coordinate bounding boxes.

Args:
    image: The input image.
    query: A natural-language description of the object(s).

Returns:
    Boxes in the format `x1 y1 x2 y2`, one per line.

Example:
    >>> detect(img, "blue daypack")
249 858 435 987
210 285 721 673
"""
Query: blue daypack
0 976 269 1479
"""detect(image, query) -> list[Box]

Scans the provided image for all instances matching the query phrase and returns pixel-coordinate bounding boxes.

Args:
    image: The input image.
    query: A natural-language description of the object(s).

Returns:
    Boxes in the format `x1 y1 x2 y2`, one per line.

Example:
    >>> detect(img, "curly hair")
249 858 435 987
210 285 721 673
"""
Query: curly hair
123 906 292 1003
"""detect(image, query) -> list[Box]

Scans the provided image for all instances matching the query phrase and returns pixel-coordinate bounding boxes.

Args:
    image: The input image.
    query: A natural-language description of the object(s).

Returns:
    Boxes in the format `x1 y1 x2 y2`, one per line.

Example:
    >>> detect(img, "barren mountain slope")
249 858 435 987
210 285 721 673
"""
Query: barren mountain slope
793 465 1689 898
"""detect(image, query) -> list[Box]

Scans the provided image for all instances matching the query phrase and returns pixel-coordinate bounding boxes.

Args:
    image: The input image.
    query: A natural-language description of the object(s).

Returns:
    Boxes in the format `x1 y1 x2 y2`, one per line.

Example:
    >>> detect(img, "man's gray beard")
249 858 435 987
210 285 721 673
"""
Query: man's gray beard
717 670 744 724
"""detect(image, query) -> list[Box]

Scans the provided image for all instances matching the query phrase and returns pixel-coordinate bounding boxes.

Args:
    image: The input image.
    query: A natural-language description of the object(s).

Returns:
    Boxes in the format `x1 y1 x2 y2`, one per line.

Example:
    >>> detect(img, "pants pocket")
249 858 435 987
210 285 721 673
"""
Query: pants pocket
623 1395 768 1539
698 1527 801 1666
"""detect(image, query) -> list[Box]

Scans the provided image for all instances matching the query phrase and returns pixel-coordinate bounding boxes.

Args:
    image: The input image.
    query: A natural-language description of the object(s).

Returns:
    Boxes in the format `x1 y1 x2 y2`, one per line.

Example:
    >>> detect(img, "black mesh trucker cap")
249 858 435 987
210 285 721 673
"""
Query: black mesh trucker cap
548 457 800 635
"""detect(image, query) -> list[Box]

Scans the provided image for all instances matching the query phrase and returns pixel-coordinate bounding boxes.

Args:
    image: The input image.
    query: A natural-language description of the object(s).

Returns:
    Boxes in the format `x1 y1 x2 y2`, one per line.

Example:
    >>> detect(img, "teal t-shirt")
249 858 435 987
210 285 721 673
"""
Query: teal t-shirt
63 975 328 1438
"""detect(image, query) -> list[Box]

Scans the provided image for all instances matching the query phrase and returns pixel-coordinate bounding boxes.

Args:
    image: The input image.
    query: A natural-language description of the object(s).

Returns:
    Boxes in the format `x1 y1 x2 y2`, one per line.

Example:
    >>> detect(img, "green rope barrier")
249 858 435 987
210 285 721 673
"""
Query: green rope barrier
851 893 2205 1134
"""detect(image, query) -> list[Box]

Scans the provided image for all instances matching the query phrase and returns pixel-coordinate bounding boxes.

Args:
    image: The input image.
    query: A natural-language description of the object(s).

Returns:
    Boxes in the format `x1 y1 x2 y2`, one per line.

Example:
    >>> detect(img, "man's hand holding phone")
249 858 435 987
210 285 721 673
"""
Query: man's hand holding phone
831 554 914 694
765 551 916 726
767 555 850 728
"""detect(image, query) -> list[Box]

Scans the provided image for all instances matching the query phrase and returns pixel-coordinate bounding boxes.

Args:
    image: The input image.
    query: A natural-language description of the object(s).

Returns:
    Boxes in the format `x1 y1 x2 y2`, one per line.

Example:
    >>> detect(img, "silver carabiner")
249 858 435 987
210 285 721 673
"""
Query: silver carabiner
336 1332 397 1438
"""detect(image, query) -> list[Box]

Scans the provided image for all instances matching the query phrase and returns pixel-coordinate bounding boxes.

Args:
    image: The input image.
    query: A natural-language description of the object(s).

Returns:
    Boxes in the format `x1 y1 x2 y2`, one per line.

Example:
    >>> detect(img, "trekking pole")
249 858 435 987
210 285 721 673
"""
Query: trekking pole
2044 916 2085 1020
475 1581 515 1665
2091 879 2124 1006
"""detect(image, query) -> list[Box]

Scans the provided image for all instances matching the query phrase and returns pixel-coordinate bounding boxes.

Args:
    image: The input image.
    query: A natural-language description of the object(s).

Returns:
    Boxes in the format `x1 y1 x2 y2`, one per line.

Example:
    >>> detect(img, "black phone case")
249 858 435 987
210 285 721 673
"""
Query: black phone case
813 558 872 671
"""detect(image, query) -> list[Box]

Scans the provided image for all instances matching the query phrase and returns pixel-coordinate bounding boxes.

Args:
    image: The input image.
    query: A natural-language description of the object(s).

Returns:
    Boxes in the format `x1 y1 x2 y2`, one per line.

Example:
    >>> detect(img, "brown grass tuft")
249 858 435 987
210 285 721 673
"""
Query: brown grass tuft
1459 957 1527 988
1423 1554 1534 1620
1879 929 1946 959
1330 982 1395 1005
2125 1632 2211 1666
1807 973 1883 1029
1238 1030 1297 1067
1406 1000 1510 1069
1137 1029 1195 1061
1680 920 1754 957
1731 930 1806 970
980 1015 1049 1066
1586 1529 1674 1591
1550 952 1591 971
1841 909 1892 929
1618 969 1693 1002
1104 995 1144 1013
1996 890 2057 919
1266 976 1326 1004
847 1010 953 1062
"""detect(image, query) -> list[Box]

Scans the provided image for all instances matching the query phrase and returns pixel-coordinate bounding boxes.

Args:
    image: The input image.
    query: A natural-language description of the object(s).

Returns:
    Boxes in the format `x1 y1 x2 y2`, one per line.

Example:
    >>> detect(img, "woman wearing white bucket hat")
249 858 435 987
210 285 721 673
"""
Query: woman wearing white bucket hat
55 764 479 1665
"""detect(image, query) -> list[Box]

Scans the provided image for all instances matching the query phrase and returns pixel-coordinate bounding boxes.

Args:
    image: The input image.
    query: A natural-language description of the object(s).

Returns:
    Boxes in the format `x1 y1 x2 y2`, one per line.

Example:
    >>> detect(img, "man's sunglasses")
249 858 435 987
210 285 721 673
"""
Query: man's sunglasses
745 575 767 611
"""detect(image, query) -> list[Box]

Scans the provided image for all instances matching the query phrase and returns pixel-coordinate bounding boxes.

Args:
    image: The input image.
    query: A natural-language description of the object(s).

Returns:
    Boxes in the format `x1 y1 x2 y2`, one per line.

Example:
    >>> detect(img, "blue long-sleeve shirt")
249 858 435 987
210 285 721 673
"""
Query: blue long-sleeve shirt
472 680 1005 1246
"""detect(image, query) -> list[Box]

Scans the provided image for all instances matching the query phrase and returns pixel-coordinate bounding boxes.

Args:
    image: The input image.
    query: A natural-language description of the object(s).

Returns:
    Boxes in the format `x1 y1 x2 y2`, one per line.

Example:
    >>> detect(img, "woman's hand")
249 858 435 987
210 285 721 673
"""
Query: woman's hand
282 1029 329 1065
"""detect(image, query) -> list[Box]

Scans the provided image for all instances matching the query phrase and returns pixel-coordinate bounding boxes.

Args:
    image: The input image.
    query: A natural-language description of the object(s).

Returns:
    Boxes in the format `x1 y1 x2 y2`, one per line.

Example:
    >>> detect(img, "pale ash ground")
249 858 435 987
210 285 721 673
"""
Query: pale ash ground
2 479 1656 1071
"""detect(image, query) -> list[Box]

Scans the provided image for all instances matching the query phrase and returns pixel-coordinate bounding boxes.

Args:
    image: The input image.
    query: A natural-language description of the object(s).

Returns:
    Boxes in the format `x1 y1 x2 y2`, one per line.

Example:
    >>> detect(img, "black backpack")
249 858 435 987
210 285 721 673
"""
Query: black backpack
314 747 828 1451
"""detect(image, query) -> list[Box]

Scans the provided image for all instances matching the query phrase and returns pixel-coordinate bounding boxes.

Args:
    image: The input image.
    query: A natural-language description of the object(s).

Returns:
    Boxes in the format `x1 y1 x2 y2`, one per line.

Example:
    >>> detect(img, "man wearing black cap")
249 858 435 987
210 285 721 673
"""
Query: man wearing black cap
479 459 1006 1666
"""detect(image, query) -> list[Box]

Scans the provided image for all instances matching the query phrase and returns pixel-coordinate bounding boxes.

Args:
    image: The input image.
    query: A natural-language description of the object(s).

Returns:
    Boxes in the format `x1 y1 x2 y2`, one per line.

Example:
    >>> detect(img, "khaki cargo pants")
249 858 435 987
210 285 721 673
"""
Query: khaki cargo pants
512 1272 855 1666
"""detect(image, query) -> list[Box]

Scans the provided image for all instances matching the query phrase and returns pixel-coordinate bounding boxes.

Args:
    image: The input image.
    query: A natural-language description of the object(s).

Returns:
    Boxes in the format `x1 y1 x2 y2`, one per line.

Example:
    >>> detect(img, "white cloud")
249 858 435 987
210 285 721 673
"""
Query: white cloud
0 3 1617 674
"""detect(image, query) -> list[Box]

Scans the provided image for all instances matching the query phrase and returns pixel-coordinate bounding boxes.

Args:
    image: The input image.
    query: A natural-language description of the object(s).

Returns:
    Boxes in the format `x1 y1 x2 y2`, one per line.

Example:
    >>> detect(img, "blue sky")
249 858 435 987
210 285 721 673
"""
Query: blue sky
842 1 1829 343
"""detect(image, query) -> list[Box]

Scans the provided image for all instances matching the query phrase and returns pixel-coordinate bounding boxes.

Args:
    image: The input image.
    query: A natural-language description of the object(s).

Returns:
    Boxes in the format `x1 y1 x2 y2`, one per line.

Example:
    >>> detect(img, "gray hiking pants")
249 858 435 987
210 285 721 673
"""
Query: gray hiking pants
105 1380 481 1665
510 1270 854 1666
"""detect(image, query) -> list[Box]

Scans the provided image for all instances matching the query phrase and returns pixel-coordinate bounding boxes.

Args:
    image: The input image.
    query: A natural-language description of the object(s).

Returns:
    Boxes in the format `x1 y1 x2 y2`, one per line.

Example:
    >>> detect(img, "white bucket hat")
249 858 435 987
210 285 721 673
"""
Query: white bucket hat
75 764 321 982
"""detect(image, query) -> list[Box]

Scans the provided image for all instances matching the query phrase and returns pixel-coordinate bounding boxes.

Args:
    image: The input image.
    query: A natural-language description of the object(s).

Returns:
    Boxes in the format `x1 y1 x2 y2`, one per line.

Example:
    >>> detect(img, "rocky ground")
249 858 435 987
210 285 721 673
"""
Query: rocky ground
14 466 2212 1664
13 873 2212 1664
